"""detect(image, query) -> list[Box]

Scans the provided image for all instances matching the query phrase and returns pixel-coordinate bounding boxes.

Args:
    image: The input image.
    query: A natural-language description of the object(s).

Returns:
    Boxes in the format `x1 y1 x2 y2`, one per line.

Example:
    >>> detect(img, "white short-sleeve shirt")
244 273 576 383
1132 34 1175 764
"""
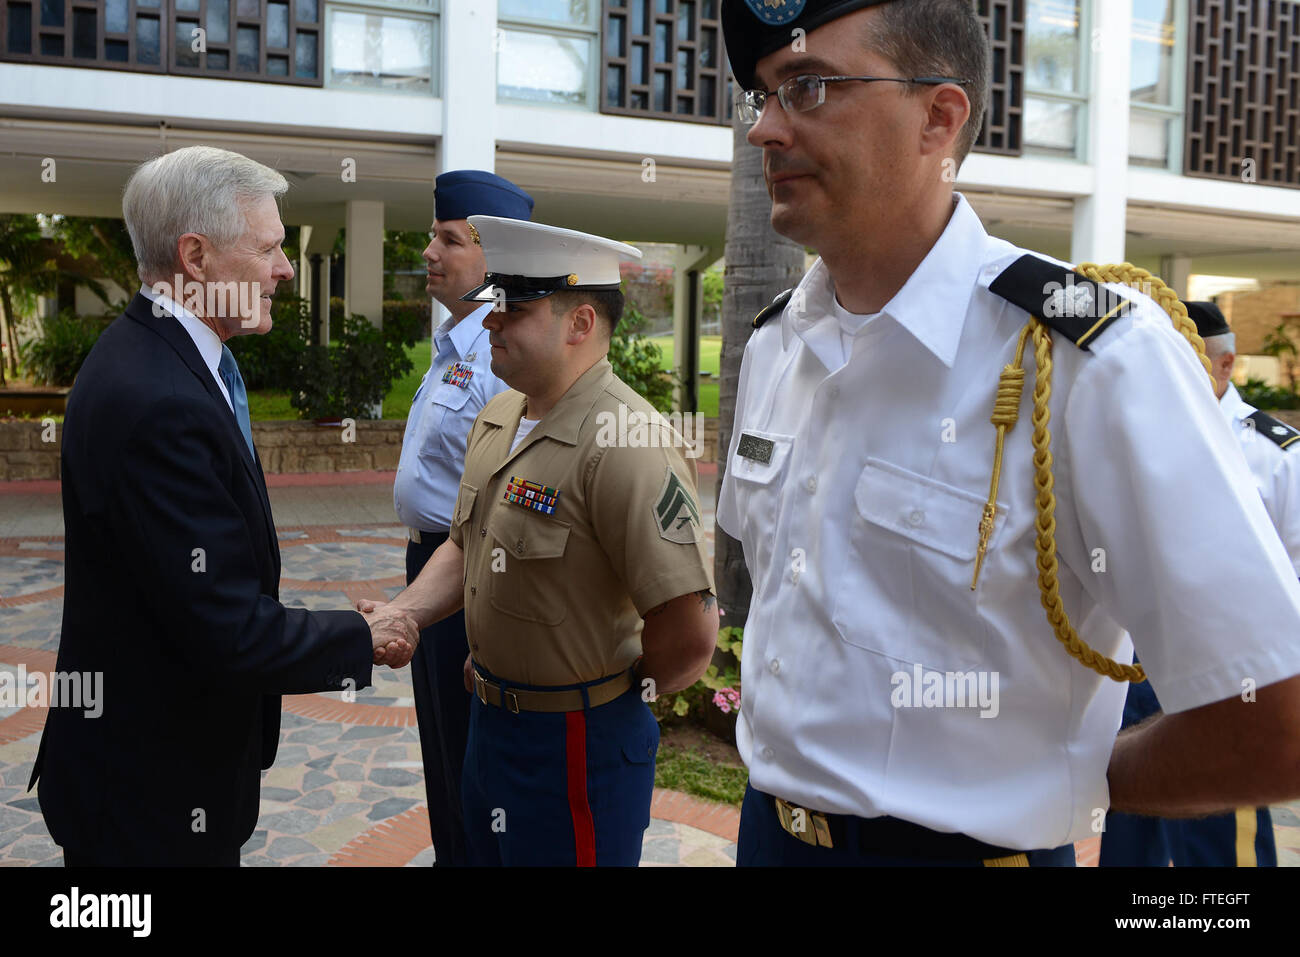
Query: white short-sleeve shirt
1218 383 1300 575
716 193 1300 850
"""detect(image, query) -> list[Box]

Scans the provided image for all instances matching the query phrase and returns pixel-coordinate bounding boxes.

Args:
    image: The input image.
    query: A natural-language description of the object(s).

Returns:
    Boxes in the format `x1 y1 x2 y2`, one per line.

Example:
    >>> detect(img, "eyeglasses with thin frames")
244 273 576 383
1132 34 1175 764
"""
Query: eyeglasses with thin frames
736 73 971 125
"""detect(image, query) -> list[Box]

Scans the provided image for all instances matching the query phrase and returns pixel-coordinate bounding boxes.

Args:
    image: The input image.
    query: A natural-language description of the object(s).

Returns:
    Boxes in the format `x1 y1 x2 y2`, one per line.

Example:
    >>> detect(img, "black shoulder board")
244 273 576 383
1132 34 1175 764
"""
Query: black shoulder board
1247 410 1300 450
752 288 793 329
988 254 1136 351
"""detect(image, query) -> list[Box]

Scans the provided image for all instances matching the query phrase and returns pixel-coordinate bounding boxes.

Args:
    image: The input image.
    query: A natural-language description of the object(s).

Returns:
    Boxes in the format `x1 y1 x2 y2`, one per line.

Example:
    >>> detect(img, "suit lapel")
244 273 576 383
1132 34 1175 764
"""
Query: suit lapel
124 294 279 554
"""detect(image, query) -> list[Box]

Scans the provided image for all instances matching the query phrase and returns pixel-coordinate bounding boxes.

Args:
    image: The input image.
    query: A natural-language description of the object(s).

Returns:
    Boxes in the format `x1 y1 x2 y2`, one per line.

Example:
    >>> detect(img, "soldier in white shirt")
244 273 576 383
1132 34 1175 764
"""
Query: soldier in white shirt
717 0 1300 865
1100 300 1297 867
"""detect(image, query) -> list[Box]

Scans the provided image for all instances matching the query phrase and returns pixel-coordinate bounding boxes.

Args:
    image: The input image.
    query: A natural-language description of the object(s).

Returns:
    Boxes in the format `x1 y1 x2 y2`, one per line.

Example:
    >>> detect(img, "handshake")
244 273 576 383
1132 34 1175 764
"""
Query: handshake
358 600 420 669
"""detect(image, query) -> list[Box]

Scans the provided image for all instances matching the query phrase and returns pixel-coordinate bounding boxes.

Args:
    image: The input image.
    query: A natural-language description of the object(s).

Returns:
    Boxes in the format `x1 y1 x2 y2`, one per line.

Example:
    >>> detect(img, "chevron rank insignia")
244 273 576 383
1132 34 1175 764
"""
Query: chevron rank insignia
988 254 1136 350
1247 410 1300 450
653 468 702 544
504 476 560 515
442 361 474 388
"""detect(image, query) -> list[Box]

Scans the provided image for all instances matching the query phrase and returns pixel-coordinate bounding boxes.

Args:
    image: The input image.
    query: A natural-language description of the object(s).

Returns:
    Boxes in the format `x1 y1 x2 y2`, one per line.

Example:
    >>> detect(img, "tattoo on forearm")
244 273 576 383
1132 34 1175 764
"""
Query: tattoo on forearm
697 589 717 612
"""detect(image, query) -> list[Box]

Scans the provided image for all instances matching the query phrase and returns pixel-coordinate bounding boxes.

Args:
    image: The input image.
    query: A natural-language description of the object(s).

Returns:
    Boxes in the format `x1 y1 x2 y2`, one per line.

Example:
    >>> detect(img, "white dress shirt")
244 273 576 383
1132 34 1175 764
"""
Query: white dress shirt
1219 382 1300 574
138 284 233 413
394 303 510 532
716 192 1300 850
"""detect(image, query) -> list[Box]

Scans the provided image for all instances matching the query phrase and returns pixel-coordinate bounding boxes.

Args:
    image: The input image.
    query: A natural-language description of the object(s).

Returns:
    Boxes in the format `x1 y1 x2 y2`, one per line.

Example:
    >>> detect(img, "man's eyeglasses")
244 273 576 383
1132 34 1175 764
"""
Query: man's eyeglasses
735 74 972 125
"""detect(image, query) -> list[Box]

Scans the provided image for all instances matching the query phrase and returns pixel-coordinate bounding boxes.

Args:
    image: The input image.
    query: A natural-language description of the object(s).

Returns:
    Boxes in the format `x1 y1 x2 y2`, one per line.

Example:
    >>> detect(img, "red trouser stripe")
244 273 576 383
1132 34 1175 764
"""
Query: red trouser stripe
564 710 597 867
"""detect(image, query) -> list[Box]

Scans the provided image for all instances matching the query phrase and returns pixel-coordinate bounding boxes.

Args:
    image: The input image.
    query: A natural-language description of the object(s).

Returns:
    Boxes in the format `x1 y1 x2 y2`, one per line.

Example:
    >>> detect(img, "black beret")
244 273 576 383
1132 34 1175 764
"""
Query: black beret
722 0 898 90
1183 301 1231 339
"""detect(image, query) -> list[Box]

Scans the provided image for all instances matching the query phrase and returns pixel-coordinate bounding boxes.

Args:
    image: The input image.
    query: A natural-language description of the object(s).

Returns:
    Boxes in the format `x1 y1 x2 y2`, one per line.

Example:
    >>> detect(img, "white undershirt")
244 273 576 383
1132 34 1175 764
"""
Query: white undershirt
510 416 541 453
830 293 880 364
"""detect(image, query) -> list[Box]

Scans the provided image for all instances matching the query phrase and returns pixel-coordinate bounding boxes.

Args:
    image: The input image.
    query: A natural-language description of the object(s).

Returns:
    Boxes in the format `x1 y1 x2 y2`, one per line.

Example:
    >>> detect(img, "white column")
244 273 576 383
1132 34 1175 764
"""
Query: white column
440 0 498 174
298 224 313 303
1071 0 1132 266
344 201 384 329
1159 254 1192 299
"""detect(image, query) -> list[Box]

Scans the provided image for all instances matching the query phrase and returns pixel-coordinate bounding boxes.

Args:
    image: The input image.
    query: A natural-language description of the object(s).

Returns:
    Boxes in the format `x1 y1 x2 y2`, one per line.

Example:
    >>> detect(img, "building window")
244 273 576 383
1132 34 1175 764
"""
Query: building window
1128 0 1183 169
326 4 436 93
497 0 596 107
0 0 325 84
1023 0 1085 158
600 0 729 124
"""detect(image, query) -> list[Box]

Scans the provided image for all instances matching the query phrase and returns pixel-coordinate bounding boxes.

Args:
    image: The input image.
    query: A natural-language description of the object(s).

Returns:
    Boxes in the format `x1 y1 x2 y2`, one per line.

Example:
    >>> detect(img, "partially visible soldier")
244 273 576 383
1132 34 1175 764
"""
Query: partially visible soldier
1100 300 1297 867
373 216 718 865
392 169 533 865
1196 301 1300 574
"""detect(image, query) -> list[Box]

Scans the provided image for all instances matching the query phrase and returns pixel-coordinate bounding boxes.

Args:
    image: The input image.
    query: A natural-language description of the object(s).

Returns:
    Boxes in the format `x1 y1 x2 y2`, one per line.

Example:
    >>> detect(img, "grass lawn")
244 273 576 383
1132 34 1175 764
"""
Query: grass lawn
654 723 748 807
648 334 721 418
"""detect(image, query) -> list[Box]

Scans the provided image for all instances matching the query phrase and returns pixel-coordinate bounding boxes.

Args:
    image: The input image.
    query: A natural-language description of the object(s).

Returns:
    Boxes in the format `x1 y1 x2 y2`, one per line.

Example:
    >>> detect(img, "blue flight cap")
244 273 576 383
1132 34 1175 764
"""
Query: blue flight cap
434 170 534 223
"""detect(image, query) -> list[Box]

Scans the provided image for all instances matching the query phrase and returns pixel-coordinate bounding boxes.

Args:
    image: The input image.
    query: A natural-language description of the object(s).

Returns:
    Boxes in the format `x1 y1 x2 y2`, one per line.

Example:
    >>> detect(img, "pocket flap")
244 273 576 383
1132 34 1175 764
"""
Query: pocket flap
730 430 794 486
431 382 472 411
487 507 571 560
853 458 1003 562
452 483 478 527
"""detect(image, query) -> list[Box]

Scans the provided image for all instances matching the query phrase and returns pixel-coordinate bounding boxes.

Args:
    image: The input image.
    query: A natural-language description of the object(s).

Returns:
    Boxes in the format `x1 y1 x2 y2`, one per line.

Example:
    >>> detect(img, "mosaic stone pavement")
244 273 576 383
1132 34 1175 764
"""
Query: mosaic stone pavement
0 471 736 867
2 468 1298 868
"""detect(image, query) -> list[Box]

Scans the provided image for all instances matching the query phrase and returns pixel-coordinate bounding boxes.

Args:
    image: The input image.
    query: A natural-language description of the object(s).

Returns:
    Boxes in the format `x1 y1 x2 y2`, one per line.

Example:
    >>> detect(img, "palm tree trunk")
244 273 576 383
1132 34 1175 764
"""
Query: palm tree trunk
715 115 806 627
0 285 16 383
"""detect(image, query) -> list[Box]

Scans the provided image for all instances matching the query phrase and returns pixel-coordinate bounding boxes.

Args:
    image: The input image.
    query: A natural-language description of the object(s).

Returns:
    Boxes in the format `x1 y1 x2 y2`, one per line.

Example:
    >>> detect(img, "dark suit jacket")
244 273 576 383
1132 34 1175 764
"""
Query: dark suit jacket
30 292 373 864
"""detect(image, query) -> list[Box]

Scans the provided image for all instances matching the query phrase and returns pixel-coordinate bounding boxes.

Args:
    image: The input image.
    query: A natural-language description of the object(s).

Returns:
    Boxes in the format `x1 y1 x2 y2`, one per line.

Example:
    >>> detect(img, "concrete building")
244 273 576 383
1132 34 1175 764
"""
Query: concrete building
2 0 1298 397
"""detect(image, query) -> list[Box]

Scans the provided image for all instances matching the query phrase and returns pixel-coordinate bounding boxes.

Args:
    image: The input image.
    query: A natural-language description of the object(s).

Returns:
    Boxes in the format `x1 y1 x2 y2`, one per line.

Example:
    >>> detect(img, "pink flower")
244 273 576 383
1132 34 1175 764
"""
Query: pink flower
713 687 741 713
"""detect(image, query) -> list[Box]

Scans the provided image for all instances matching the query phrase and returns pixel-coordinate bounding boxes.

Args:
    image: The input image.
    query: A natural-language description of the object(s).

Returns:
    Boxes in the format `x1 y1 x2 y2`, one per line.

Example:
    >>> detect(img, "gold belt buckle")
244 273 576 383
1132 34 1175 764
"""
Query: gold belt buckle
473 670 488 706
774 798 833 849
503 688 521 714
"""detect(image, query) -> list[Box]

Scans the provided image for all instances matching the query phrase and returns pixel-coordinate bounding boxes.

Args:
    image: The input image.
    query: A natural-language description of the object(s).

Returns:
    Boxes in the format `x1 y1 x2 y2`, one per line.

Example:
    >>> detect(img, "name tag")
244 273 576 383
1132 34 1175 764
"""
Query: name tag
737 433 774 465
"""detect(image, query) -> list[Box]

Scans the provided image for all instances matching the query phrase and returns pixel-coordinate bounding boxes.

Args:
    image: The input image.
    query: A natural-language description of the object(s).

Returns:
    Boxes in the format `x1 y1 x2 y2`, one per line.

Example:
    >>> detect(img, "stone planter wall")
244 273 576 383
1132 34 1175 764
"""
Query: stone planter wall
0 415 720 481
251 420 405 473
0 420 61 481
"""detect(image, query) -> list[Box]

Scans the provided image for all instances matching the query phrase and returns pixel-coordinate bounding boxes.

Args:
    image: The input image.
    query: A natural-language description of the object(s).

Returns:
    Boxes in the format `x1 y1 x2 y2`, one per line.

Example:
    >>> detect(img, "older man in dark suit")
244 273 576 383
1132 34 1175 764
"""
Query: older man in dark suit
28 145 419 866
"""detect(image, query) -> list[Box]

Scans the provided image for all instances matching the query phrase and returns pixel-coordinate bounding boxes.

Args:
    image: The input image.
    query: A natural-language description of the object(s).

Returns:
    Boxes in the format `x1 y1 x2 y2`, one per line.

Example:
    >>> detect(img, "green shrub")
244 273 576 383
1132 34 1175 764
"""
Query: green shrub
22 309 107 386
1239 377 1300 411
610 294 676 413
290 306 424 421
227 295 311 390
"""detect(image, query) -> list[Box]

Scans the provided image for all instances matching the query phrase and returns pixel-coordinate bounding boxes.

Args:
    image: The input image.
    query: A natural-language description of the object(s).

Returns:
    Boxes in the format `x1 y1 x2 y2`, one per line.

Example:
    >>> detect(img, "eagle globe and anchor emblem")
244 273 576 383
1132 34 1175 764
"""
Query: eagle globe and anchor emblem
745 0 807 26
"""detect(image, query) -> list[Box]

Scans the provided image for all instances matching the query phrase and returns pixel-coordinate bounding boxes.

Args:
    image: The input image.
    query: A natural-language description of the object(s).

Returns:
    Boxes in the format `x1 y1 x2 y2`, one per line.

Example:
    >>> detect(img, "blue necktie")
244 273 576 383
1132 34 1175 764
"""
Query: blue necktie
218 345 255 458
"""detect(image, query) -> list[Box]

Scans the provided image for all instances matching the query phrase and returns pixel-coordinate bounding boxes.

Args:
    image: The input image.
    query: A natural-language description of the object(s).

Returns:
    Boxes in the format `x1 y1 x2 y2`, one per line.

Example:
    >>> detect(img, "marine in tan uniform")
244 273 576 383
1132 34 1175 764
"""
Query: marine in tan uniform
374 215 718 865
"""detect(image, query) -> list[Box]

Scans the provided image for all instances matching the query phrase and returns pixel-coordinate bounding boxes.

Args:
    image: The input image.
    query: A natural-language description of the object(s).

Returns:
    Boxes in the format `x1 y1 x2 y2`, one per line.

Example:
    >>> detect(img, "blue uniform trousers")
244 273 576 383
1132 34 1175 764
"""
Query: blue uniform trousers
737 784 1076 866
461 672 659 866
1099 661 1275 867
406 533 471 866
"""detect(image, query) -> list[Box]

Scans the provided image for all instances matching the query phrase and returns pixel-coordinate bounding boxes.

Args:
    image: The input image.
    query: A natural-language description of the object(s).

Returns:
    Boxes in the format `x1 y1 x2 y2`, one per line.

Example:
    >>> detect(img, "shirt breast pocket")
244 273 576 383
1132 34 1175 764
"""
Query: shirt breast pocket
829 458 1004 671
485 504 572 626
728 430 795 575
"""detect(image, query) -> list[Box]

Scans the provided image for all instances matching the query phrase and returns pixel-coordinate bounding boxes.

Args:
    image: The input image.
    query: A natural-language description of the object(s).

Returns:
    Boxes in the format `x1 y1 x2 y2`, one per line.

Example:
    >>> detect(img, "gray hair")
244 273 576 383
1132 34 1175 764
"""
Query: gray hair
863 0 991 167
1203 332 1236 358
123 146 288 283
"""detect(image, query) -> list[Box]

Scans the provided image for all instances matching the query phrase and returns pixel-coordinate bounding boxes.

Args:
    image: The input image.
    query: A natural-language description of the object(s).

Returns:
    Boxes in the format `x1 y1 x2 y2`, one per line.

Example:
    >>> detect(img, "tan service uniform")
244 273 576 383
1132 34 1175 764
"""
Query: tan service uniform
450 356 714 686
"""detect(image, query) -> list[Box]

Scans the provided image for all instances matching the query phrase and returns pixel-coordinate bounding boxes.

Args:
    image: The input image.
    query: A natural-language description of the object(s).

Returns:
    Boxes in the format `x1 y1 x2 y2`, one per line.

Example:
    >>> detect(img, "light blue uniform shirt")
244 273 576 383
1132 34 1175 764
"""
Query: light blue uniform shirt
394 303 508 532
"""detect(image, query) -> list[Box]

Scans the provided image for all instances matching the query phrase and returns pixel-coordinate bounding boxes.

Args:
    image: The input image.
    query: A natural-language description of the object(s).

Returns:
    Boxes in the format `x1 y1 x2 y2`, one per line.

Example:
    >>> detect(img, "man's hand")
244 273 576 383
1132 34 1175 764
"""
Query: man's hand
357 599 420 669
463 653 474 694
